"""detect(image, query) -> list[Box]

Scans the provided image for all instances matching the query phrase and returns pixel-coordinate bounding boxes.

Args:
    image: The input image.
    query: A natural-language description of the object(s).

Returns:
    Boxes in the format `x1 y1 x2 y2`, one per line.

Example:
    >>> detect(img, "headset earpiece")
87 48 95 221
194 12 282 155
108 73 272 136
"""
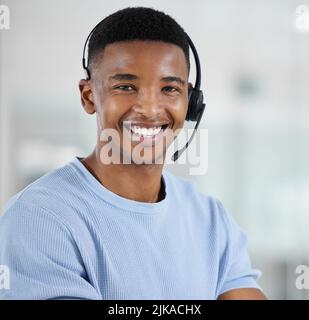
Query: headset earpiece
186 87 205 122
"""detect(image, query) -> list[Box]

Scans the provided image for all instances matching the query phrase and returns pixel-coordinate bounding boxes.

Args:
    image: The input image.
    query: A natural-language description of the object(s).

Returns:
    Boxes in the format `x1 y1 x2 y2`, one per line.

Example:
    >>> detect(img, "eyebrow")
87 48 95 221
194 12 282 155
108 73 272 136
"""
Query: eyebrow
109 73 138 82
161 76 185 87
108 73 186 86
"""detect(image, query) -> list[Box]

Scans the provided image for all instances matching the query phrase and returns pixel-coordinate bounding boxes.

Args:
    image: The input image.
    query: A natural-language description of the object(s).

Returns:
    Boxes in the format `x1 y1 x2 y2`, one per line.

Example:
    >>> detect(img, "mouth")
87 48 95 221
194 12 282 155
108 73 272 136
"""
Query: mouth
130 123 169 136
122 122 170 147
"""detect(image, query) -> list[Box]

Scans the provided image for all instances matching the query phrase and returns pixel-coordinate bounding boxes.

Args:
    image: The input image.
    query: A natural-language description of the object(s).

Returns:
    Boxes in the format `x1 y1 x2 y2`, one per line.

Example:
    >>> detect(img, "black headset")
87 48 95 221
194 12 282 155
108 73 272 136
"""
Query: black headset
82 21 206 161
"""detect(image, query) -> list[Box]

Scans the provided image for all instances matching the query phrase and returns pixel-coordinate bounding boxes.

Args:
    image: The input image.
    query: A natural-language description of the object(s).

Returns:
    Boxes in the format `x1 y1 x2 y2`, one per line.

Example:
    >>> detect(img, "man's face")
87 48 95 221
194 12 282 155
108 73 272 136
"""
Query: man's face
80 40 189 165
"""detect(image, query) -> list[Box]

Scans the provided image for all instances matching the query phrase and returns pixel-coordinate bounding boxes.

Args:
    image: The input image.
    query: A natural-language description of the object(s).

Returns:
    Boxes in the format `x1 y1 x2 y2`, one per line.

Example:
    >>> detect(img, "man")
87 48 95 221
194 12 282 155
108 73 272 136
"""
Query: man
0 7 266 300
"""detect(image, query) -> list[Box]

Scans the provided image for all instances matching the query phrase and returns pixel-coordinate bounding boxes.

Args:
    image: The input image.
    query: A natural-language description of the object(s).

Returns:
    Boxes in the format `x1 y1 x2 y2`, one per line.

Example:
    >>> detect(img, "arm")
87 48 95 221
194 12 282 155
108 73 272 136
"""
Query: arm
0 200 100 300
218 288 267 300
215 200 265 300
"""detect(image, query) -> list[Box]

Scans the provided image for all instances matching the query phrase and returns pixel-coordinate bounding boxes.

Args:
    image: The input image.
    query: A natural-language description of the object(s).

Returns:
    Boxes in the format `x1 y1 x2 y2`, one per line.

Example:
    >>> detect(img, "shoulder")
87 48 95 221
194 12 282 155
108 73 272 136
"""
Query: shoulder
164 169 228 216
0 160 81 227
163 170 243 238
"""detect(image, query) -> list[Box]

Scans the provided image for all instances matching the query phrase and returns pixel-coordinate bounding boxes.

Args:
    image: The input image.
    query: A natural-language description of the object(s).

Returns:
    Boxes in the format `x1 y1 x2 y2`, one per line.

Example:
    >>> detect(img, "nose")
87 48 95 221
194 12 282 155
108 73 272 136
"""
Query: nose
133 88 163 118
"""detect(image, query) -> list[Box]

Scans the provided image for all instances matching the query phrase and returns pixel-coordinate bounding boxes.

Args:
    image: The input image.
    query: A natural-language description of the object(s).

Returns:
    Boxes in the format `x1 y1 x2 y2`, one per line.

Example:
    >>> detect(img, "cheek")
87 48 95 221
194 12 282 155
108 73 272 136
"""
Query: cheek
98 97 130 128
169 99 188 128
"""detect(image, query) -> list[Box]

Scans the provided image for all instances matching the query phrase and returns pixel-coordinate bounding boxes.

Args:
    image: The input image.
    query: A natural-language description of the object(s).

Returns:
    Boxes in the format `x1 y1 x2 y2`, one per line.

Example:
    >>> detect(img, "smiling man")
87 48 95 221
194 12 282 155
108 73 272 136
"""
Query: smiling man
0 7 266 300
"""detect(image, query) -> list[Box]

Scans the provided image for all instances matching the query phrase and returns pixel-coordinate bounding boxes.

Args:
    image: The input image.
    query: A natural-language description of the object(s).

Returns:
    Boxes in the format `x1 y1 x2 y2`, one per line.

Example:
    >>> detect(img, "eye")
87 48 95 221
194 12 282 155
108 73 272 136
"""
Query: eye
162 86 180 93
114 85 135 91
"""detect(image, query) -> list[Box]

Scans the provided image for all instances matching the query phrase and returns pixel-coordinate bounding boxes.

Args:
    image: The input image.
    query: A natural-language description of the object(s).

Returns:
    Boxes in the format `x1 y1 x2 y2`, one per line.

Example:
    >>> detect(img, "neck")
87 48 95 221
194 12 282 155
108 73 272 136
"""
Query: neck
80 149 165 203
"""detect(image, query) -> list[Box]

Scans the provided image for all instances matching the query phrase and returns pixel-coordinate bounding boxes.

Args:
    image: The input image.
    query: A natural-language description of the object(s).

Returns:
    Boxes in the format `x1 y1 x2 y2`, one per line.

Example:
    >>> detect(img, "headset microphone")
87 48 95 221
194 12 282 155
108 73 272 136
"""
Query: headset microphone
171 103 205 161
82 24 206 162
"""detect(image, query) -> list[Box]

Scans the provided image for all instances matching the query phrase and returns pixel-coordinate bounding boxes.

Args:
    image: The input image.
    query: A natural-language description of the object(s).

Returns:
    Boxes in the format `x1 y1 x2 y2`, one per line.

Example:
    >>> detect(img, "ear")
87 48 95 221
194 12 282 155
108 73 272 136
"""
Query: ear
79 79 96 114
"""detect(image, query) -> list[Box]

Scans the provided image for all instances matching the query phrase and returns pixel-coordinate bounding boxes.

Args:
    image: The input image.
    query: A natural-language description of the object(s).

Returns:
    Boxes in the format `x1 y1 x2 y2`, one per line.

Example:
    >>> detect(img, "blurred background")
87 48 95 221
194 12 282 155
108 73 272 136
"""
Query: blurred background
1 0 309 299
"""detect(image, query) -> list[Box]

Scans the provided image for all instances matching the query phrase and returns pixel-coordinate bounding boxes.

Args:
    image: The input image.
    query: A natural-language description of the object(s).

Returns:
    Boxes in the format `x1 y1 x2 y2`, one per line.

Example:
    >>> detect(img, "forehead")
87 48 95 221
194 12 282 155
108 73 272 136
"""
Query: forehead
93 40 189 79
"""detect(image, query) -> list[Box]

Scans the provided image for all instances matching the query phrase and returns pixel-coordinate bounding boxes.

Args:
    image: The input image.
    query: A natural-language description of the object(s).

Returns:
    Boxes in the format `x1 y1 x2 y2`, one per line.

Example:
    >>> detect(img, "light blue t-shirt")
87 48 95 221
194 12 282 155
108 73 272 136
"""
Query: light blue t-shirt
0 157 261 300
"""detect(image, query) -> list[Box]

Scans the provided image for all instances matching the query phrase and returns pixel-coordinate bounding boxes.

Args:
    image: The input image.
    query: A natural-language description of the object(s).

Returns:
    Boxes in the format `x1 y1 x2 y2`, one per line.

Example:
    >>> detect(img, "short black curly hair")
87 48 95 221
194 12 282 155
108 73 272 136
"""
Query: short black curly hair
87 7 190 75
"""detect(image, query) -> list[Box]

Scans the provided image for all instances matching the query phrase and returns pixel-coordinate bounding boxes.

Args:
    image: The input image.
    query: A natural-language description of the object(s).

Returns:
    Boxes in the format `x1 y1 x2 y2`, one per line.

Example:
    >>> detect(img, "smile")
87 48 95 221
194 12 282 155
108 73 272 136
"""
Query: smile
122 123 170 147
130 124 169 137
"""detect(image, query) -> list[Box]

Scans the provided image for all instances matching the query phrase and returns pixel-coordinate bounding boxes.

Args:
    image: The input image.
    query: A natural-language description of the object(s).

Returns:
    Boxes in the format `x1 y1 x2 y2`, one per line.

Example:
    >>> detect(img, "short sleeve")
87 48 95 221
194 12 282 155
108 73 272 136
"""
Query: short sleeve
215 200 262 298
0 200 100 300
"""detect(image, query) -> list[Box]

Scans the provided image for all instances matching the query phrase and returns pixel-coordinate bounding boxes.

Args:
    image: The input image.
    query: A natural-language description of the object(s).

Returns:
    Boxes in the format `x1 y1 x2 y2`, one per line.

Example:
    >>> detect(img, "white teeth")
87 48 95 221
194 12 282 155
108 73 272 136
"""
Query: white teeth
131 126 162 136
